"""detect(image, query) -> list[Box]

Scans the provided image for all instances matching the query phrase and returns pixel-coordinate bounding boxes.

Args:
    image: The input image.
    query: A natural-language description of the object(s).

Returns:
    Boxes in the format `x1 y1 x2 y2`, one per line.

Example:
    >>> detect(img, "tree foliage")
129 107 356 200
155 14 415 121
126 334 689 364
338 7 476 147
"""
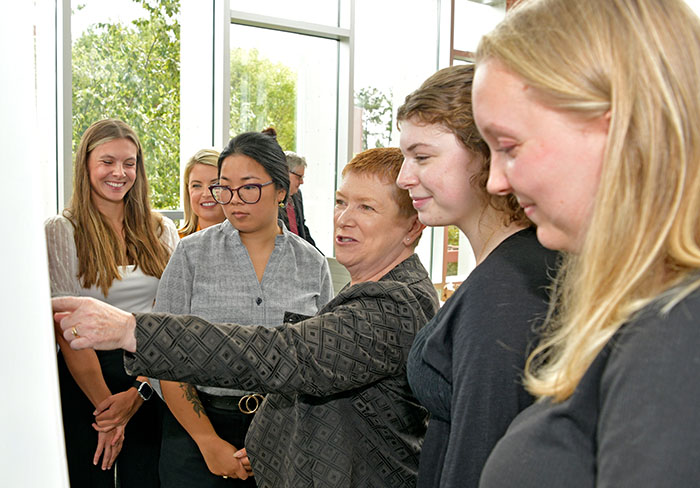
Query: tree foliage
230 48 297 152
72 2 301 208
72 0 180 209
355 86 393 150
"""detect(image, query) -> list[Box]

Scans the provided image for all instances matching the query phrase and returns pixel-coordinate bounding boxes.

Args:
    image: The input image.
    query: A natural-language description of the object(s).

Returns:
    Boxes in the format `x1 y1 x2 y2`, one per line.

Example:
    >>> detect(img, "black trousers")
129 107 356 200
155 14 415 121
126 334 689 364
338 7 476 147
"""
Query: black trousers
159 396 257 488
57 349 162 488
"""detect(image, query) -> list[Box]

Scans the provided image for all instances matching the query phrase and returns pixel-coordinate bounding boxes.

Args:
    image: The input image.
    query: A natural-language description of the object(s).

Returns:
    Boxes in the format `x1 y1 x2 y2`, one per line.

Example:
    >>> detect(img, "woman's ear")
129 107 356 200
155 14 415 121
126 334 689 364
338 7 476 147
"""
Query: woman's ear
277 188 288 205
403 214 426 247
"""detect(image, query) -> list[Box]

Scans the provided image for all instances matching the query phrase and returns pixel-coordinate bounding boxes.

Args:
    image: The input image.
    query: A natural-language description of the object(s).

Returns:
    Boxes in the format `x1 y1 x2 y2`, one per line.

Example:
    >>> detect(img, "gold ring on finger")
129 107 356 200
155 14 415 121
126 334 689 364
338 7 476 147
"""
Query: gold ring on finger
71 326 79 337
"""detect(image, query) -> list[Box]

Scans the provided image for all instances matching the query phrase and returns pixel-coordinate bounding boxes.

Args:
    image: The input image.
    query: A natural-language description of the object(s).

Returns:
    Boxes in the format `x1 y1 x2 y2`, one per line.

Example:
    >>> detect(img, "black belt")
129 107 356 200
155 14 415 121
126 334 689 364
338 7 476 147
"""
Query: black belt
197 391 264 414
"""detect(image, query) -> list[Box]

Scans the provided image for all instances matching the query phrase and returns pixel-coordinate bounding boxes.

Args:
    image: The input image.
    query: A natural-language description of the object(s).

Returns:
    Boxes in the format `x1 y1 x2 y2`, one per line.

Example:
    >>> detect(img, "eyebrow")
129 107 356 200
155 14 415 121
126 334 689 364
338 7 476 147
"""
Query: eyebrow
219 174 260 182
335 191 380 206
404 142 434 152
478 122 511 140
189 177 219 184
97 153 136 161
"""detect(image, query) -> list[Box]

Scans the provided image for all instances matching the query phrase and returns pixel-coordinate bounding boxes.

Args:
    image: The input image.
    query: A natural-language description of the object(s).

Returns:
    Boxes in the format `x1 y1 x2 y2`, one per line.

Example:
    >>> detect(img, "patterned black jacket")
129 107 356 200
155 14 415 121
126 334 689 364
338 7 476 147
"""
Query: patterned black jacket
125 254 439 487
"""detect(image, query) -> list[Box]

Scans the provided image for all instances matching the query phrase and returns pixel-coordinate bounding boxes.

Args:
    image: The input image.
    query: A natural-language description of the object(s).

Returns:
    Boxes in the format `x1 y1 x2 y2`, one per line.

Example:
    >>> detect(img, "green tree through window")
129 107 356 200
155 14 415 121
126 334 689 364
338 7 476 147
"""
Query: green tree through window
72 0 180 209
229 48 297 152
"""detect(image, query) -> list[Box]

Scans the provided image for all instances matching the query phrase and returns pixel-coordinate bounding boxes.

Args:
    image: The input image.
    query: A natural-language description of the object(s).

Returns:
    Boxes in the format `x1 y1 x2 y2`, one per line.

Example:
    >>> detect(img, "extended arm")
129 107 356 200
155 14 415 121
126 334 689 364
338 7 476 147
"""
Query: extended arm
125 282 427 396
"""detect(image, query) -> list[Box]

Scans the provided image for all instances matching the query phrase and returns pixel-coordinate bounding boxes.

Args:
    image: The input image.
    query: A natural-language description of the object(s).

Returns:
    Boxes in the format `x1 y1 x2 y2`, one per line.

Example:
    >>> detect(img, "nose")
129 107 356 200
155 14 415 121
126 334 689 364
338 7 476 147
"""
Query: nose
396 158 416 189
111 162 127 177
486 156 513 196
334 206 355 228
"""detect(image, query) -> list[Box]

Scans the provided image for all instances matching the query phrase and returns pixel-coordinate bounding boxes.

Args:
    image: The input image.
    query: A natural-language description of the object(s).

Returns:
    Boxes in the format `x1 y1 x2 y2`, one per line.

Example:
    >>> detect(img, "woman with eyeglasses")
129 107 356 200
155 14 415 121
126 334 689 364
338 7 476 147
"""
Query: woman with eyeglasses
155 130 333 487
44 118 179 487
178 148 225 238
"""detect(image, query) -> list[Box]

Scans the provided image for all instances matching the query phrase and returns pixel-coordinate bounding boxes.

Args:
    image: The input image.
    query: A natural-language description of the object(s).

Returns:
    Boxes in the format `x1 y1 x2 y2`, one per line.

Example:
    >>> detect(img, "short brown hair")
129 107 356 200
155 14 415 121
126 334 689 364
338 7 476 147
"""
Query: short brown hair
397 64 527 225
342 147 415 219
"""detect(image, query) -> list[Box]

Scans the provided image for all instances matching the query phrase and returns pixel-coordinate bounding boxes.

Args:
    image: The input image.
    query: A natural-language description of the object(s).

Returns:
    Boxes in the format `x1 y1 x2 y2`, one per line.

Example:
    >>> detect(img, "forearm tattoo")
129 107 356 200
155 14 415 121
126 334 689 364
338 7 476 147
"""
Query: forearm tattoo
180 383 206 418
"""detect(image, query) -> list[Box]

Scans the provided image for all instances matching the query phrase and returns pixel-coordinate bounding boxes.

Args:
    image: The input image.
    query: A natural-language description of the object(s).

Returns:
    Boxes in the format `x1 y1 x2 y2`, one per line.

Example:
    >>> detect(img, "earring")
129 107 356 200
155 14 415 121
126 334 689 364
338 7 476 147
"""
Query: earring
278 202 285 208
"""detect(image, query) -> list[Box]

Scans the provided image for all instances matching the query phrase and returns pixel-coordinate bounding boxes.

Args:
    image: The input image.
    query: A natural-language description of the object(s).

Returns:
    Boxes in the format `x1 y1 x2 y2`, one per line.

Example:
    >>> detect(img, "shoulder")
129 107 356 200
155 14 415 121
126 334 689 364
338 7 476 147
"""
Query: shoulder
481 227 557 276
280 226 325 265
44 214 76 242
366 254 439 318
467 227 557 300
157 214 178 236
174 222 231 258
154 213 180 252
605 286 700 383
44 214 73 231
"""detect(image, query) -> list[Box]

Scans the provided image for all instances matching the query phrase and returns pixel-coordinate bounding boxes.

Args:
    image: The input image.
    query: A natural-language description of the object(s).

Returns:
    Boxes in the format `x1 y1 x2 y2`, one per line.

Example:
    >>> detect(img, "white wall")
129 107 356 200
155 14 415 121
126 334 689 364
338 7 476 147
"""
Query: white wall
0 1 69 485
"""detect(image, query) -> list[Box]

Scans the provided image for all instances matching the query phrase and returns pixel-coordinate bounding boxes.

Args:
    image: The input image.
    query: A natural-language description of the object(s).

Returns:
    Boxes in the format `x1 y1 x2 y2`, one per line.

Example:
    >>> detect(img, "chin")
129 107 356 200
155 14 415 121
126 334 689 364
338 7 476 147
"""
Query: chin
535 226 577 253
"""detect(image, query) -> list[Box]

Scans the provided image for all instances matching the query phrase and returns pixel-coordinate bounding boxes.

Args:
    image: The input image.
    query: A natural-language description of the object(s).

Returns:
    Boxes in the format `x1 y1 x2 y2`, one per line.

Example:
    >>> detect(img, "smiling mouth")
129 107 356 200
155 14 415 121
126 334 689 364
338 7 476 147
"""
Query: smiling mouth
336 236 356 243
105 181 126 188
200 201 217 207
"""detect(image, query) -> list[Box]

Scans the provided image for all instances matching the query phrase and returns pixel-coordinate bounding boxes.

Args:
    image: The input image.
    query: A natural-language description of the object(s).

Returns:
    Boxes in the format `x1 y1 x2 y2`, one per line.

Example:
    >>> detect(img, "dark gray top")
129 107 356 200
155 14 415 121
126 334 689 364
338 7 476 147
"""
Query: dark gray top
407 227 558 488
479 282 700 488
124 254 439 487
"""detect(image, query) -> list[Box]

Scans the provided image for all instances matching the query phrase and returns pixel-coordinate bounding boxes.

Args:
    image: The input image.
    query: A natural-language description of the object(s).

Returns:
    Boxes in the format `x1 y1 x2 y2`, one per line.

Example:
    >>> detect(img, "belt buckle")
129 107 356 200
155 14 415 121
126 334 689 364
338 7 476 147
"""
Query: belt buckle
238 393 265 414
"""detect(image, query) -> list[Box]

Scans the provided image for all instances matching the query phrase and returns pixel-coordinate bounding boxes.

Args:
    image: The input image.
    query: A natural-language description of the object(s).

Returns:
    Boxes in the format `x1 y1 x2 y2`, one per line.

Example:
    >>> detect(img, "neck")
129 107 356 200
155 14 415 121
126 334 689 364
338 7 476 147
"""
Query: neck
238 219 281 253
93 195 126 231
349 248 413 285
458 206 527 265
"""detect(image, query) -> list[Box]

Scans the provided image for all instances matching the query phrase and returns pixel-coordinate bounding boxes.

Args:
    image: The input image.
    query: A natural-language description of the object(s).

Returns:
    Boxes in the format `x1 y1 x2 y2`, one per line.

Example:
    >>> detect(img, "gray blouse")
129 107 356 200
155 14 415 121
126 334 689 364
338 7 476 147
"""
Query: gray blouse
153 219 333 396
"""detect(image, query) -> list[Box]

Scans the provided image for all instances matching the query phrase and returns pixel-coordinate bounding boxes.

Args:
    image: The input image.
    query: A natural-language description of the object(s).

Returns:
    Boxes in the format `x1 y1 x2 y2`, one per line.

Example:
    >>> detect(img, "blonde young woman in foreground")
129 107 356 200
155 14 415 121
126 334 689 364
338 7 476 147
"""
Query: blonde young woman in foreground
471 0 700 485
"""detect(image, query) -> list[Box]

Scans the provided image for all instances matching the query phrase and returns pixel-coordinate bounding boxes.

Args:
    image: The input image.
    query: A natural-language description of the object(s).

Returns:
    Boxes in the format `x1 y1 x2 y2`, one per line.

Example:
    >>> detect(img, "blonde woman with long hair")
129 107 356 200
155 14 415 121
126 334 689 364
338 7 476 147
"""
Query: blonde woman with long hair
179 149 225 238
45 118 178 487
471 0 700 485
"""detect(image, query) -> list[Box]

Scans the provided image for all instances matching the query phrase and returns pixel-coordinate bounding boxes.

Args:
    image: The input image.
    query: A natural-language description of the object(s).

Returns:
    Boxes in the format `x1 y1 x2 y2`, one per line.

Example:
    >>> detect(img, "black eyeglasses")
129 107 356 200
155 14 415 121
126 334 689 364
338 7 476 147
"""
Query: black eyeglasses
290 170 304 181
209 181 273 205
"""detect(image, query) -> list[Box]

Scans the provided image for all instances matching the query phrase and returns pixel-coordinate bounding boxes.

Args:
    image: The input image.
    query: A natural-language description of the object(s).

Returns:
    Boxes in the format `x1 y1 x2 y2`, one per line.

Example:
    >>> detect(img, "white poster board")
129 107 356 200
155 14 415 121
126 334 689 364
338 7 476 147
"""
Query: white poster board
0 2 70 485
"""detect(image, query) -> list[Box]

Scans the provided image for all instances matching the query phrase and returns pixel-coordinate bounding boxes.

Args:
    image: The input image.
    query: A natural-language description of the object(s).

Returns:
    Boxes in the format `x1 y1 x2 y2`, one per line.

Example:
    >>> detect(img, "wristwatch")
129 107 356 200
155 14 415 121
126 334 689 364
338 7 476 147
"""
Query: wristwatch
132 380 154 401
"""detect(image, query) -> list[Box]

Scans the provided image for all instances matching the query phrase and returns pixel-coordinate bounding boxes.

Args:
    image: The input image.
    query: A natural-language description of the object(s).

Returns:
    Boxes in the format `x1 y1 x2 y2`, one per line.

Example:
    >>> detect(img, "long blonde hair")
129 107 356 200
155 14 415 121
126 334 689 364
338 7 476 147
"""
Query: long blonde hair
65 118 171 295
477 0 700 401
179 148 221 237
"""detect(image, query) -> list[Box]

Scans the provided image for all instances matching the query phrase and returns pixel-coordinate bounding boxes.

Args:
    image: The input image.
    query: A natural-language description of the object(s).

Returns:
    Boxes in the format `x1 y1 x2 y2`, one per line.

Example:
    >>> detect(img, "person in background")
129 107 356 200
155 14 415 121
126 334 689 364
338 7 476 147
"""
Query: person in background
178 148 225 238
54 147 439 488
156 131 333 487
45 118 179 487
279 151 316 248
471 0 700 485
396 64 557 487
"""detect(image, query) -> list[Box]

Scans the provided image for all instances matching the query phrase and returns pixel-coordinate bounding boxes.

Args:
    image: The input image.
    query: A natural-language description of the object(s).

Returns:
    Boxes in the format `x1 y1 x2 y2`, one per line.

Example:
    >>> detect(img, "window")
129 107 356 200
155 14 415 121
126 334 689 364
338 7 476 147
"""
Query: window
71 0 181 210
442 0 506 284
